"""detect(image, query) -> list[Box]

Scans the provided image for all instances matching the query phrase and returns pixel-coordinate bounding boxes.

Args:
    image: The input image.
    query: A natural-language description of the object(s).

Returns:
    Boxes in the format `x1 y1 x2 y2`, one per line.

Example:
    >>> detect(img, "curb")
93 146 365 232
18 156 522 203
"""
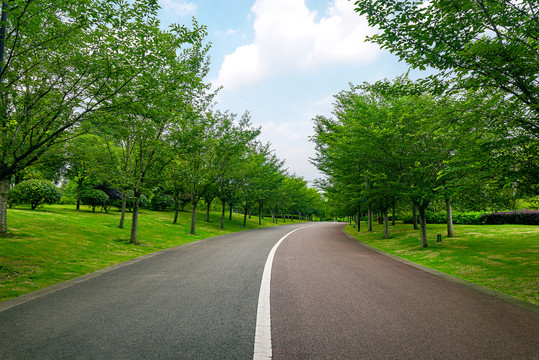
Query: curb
342 229 539 314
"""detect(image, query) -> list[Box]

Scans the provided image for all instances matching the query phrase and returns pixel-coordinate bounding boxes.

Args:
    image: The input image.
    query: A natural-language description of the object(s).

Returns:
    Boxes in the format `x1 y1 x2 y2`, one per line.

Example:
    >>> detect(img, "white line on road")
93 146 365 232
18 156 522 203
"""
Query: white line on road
253 225 316 360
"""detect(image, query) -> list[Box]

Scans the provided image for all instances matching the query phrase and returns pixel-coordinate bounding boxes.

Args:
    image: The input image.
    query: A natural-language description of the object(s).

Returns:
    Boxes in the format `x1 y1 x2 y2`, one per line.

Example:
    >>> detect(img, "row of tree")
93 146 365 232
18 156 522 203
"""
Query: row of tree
0 0 323 243
311 0 538 248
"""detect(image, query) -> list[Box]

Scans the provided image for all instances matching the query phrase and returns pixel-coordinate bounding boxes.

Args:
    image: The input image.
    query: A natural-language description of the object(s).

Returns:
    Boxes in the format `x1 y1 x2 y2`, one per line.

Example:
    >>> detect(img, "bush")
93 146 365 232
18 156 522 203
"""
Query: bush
80 189 109 212
151 193 174 211
482 210 539 225
402 212 485 225
9 179 62 210
7 186 22 208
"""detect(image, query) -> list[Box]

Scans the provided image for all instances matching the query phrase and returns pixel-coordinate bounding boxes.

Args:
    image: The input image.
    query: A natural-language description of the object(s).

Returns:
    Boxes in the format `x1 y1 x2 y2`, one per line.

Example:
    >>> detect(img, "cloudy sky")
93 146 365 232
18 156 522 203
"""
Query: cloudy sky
158 0 422 183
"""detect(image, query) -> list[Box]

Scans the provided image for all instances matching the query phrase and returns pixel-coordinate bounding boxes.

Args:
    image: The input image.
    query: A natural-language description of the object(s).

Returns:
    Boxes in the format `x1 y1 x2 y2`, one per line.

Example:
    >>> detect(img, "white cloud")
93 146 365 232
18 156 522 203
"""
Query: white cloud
159 0 197 16
215 0 380 90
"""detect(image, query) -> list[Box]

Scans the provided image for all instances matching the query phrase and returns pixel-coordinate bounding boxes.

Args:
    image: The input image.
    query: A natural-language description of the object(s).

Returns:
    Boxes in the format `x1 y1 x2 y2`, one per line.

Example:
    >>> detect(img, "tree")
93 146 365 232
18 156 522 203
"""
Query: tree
354 0 539 128
245 143 285 226
177 110 259 235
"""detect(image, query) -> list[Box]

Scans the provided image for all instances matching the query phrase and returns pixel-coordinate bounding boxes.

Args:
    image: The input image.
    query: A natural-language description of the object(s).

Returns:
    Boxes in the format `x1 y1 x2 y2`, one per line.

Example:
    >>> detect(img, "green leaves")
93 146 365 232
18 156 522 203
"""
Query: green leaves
353 0 539 113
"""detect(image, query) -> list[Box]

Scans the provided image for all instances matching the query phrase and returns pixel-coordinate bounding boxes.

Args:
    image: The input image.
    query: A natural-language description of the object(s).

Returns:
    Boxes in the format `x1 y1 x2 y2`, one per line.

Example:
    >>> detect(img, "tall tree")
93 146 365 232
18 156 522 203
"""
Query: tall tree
178 110 259 235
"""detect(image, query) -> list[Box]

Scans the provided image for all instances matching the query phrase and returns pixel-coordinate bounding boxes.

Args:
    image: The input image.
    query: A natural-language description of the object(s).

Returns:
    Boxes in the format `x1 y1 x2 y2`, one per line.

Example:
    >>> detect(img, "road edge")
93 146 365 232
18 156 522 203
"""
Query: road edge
342 228 539 314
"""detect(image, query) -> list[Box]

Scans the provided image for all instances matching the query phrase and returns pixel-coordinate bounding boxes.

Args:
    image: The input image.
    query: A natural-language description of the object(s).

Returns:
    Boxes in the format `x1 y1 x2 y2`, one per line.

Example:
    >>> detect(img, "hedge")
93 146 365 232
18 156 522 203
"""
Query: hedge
402 212 485 225
481 210 539 225
401 210 539 225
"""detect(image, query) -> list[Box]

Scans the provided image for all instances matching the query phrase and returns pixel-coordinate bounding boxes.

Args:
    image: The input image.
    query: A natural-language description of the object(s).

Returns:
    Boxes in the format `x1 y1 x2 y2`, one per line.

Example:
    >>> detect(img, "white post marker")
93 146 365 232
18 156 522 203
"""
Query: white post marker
253 225 315 360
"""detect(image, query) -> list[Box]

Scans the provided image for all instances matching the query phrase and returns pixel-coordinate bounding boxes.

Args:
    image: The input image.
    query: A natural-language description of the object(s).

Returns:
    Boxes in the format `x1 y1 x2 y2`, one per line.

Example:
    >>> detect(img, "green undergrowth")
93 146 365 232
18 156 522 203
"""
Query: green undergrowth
1 205 301 302
346 222 539 305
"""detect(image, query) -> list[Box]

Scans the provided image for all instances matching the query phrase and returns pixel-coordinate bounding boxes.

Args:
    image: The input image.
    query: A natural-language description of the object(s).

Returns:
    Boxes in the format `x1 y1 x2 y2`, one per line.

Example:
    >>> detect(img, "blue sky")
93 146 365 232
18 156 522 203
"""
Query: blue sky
157 0 423 183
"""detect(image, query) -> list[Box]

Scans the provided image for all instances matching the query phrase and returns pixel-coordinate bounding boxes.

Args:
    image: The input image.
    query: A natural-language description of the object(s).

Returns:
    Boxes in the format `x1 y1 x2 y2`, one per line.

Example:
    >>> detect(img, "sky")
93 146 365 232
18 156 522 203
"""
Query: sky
157 0 423 184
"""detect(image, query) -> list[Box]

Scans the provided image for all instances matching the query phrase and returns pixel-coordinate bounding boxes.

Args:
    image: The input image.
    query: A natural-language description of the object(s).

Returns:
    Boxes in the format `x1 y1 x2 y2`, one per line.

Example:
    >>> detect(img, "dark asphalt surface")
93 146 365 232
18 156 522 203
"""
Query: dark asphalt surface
1 222 538 359
0 223 307 359
271 223 539 360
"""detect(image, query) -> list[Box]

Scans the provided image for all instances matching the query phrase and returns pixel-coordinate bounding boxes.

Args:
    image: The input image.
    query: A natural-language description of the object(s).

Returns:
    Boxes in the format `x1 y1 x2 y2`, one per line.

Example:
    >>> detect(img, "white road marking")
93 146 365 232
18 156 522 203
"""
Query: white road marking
253 225 315 360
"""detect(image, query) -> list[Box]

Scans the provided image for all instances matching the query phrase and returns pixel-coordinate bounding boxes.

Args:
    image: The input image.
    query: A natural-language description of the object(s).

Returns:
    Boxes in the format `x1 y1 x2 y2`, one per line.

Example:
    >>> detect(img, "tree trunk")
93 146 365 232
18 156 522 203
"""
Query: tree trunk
383 210 389 239
205 200 211 222
129 198 140 245
258 202 263 225
173 199 180 224
243 207 247 227
418 204 428 248
0 5 7 237
367 204 373 232
118 191 127 228
391 202 396 226
412 203 419 230
190 201 198 235
0 176 10 237
446 198 454 238
76 177 84 211
220 200 226 230
357 203 361 232
228 203 233 220
271 210 275 223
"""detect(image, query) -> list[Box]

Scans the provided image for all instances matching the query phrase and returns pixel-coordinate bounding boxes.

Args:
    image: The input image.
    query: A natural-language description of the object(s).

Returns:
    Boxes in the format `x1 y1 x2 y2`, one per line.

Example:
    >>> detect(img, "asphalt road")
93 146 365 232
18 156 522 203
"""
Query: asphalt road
271 223 539 359
1 222 537 359
0 223 307 359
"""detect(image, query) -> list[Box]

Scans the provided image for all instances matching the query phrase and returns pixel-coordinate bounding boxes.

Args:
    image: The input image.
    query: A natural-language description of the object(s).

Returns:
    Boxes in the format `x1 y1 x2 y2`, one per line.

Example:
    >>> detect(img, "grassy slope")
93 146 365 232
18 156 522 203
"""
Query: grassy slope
346 222 539 305
0 204 299 302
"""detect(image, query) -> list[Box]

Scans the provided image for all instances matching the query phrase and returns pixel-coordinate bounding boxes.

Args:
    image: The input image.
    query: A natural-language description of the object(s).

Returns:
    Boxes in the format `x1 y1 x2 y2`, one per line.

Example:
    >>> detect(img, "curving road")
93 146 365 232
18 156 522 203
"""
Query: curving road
270 223 538 359
0 222 537 359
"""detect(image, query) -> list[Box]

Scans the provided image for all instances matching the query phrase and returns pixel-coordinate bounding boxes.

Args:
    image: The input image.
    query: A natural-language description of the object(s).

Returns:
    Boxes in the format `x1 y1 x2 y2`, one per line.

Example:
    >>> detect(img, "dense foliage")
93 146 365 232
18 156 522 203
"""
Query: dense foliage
402 212 486 226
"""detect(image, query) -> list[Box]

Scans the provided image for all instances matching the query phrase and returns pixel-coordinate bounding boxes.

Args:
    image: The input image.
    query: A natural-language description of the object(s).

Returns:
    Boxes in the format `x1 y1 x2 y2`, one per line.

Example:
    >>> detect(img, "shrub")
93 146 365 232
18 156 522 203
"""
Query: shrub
80 189 109 212
482 210 539 225
151 193 174 211
7 186 22 208
9 179 62 210
402 212 485 225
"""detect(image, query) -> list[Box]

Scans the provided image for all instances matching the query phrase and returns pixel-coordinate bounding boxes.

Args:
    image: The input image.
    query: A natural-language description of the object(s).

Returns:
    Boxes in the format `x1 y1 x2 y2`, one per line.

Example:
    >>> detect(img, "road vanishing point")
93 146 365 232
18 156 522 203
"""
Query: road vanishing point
0 222 537 359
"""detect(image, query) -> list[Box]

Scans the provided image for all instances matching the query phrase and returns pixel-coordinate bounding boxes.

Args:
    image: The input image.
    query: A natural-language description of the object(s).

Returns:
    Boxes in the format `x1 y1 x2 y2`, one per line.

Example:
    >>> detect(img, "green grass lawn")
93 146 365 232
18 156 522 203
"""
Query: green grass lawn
346 222 539 305
0 204 298 302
